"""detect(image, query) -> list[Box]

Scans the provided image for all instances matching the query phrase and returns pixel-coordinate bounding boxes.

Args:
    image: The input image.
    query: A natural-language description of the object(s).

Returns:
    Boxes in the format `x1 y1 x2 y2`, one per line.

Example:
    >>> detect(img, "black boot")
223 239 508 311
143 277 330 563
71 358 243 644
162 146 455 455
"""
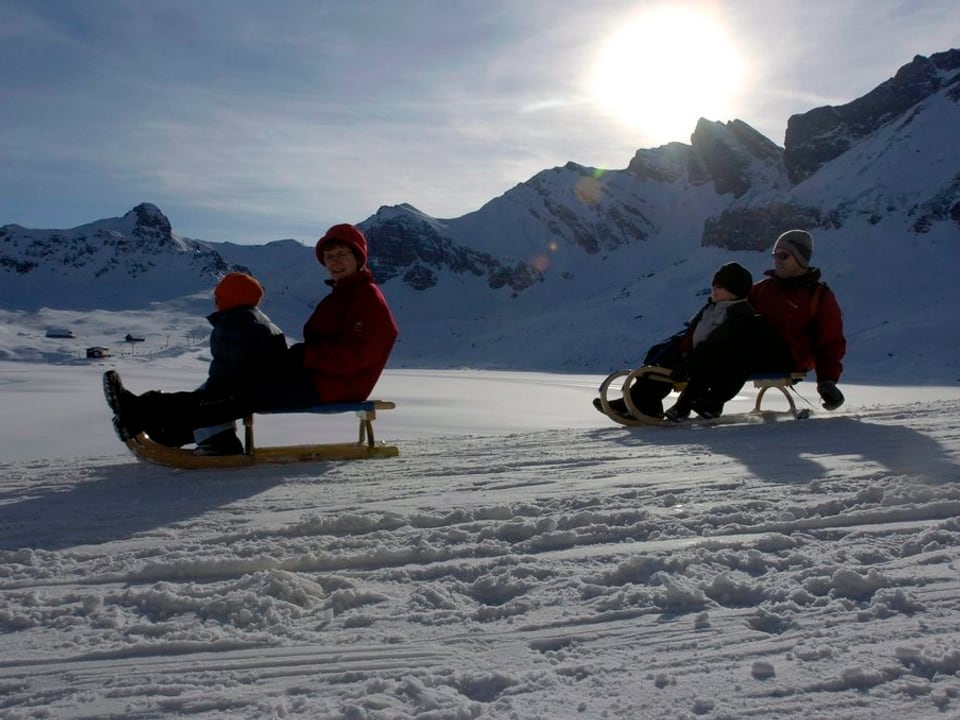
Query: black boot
103 371 147 440
689 398 723 419
663 403 690 423
195 429 244 456
147 423 197 448
593 397 628 416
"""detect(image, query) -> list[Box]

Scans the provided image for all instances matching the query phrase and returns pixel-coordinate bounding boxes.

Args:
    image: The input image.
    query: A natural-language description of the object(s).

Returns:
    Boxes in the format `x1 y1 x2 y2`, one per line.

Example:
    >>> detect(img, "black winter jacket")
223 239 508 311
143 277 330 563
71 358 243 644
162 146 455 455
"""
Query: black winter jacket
682 299 757 376
644 299 771 380
205 306 288 394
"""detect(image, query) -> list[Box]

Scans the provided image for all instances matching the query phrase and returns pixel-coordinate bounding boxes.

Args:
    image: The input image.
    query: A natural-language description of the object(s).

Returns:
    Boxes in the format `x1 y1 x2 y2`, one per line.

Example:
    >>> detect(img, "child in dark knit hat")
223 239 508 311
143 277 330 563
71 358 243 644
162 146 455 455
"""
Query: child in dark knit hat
594 261 760 422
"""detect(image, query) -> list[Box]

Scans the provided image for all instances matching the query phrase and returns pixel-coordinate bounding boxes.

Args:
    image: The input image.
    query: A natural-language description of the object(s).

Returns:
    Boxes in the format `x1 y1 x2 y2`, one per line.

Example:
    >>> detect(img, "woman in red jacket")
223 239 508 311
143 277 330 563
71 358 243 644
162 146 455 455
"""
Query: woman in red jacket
749 229 847 411
292 223 399 404
104 224 398 453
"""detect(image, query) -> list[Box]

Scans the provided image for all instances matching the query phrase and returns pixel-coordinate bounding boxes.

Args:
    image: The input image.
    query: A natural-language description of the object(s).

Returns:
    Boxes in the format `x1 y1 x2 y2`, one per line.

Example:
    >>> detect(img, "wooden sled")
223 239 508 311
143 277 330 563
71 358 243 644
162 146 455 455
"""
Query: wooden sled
122 400 399 469
596 366 810 427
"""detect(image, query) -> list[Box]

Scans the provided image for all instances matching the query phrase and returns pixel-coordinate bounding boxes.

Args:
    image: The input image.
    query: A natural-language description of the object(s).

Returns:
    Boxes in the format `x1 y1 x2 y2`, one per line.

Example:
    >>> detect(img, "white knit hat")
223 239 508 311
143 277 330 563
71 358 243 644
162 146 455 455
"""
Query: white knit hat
773 229 813 268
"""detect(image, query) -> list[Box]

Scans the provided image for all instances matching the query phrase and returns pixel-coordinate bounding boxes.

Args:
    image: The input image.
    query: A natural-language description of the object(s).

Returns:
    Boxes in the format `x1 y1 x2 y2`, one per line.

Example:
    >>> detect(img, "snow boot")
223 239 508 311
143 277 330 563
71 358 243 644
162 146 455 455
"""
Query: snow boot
110 415 133 443
147 422 196 448
194 428 244 456
102 370 126 417
689 398 722 419
593 397 628 417
103 371 144 441
663 404 690 423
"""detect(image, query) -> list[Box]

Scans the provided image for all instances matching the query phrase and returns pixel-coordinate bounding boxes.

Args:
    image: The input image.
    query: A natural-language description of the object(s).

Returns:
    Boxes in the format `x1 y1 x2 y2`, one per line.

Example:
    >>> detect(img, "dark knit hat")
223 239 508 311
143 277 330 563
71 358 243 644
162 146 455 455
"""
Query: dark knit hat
214 272 264 311
773 229 814 268
712 262 753 299
315 223 368 268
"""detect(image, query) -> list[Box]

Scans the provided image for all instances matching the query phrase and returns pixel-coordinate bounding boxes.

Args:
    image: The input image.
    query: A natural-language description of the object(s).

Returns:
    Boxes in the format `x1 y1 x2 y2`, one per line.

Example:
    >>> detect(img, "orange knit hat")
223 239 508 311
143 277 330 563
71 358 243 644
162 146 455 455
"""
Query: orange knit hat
214 273 264 311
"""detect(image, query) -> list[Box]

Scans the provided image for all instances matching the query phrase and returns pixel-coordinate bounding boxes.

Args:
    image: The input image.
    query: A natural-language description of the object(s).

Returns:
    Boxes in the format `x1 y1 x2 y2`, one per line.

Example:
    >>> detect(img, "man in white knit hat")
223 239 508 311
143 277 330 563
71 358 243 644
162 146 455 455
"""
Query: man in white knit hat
749 229 847 411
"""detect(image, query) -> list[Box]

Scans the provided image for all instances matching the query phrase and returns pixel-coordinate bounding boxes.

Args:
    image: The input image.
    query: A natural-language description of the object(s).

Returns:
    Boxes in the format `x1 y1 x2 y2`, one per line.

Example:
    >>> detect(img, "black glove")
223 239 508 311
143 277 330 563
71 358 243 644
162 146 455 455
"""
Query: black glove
286 342 306 370
817 380 844 411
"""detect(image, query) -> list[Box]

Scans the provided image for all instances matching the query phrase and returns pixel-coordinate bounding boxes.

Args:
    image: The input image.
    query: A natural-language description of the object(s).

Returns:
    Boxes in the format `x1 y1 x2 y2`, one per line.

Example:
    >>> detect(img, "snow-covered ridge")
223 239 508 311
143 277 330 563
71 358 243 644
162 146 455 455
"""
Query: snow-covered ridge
1 51 958 379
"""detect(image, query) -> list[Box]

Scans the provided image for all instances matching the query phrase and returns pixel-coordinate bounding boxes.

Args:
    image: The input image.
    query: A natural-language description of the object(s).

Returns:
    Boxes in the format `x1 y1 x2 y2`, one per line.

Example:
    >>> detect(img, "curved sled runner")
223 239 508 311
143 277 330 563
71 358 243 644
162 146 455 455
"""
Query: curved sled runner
122 401 399 469
596 366 810 427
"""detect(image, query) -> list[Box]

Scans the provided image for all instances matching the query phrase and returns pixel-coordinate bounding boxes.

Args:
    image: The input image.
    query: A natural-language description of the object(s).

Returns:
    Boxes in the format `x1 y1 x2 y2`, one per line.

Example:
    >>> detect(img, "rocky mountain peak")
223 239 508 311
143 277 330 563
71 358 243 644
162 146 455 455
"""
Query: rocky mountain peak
363 205 541 294
784 49 960 183
0 202 236 310
626 119 785 199
688 118 785 197
126 203 172 234
626 142 691 183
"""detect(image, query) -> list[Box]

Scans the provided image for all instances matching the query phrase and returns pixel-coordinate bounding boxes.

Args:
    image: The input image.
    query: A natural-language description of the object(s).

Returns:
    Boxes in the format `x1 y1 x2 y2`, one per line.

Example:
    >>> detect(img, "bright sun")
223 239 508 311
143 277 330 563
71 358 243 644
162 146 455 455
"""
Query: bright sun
588 5 745 143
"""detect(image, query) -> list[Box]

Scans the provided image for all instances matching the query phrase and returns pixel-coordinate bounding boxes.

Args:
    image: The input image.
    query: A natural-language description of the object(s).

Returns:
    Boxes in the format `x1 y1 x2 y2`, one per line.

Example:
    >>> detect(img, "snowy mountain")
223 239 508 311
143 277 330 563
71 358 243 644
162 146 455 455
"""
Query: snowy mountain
2 50 959 381
0 203 233 310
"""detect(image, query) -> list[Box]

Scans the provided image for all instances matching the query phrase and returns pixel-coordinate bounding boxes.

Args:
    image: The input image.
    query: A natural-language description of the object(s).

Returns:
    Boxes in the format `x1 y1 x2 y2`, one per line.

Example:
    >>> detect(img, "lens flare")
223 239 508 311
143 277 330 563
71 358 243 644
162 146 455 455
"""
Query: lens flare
575 176 603 205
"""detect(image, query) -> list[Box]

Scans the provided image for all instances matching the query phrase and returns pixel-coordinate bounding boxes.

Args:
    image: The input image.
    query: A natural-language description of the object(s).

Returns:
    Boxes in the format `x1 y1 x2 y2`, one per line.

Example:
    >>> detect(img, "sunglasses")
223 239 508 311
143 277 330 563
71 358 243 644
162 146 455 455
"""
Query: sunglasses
772 251 793 261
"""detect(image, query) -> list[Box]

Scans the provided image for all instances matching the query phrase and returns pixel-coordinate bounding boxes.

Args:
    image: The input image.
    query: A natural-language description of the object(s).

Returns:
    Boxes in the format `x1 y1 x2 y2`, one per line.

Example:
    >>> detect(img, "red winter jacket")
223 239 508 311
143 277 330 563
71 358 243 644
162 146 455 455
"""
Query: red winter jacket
748 268 846 384
301 268 398 403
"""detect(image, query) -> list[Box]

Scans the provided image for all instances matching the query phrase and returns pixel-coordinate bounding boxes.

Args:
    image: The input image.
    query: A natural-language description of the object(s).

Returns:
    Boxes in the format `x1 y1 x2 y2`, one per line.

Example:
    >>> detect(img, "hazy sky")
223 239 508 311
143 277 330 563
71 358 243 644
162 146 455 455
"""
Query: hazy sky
2 0 957 245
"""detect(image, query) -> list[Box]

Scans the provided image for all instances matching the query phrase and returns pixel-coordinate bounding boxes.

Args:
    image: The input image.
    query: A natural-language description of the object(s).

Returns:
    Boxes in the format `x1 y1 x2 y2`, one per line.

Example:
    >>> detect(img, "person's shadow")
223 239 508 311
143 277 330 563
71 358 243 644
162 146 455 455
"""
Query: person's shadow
593 415 960 486
0 461 291 552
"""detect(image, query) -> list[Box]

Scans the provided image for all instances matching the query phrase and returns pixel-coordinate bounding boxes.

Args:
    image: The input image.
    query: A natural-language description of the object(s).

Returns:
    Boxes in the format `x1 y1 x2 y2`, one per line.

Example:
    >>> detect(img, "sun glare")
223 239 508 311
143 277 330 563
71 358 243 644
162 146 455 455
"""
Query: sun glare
588 5 745 144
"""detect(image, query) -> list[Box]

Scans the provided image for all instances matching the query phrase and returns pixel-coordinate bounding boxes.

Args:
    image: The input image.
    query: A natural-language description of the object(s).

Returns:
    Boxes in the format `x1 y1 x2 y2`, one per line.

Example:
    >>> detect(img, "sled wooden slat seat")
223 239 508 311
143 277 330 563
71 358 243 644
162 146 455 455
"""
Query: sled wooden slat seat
596 366 810 427
243 400 397 457
123 400 399 469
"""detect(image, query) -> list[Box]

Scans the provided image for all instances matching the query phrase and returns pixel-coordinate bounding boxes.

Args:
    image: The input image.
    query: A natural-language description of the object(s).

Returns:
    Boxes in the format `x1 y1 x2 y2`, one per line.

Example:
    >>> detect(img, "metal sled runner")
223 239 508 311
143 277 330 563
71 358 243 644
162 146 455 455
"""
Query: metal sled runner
122 400 399 469
596 366 810 427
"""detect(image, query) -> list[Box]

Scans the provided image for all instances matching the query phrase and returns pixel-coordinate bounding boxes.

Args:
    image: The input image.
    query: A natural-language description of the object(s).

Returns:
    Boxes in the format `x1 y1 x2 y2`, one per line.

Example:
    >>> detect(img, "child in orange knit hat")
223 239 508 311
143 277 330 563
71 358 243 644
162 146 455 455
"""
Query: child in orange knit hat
109 272 288 455
188 273 287 454
213 272 265 311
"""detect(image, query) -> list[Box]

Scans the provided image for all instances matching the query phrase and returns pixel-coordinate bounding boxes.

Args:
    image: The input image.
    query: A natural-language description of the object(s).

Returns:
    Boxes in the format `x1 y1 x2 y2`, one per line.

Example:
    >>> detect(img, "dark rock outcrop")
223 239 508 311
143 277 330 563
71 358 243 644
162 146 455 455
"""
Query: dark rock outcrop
689 119 784 197
364 205 541 292
702 203 823 251
784 50 960 183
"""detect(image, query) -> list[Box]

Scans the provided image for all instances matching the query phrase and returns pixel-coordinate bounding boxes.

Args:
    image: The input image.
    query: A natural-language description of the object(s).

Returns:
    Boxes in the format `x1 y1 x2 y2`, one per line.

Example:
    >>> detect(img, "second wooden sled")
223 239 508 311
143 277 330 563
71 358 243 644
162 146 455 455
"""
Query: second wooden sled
597 366 810 427
122 400 399 469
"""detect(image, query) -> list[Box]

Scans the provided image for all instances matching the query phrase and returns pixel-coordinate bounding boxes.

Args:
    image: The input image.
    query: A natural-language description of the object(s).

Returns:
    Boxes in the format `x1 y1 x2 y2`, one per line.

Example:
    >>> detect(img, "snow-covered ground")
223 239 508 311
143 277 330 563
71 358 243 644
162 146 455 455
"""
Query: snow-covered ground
2 359 960 719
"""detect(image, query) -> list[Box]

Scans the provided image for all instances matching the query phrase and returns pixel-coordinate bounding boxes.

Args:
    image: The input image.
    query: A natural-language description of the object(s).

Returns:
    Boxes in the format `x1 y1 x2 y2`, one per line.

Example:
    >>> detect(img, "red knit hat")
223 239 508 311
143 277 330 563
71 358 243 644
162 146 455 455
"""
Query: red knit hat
315 224 368 267
214 273 264 311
